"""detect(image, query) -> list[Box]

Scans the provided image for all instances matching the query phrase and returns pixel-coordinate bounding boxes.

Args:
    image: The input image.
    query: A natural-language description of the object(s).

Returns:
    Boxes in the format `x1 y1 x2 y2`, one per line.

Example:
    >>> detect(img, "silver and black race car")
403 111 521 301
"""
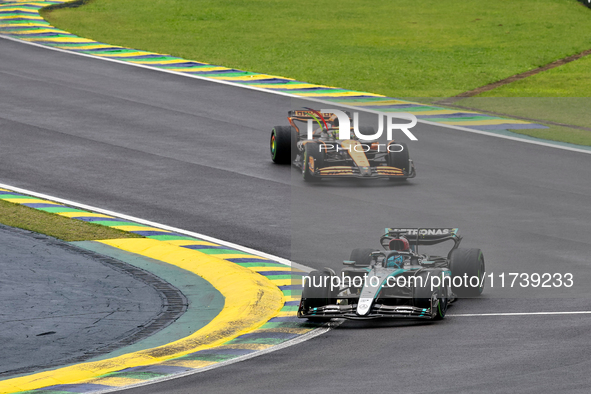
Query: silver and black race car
297 228 485 321
270 109 416 181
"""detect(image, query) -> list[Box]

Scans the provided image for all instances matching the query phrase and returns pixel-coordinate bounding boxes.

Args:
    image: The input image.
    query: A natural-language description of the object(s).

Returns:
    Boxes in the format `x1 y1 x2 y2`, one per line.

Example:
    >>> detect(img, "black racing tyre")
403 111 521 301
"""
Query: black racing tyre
349 248 375 267
450 248 485 297
302 142 324 181
413 271 447 320
300 270 338 321
270 126 296 164
386 141 410 173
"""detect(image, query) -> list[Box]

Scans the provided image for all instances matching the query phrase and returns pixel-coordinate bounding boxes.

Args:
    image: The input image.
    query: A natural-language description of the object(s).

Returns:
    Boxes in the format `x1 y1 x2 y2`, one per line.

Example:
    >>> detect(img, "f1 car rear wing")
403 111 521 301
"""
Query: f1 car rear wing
288 110 352 121
380 228 462 253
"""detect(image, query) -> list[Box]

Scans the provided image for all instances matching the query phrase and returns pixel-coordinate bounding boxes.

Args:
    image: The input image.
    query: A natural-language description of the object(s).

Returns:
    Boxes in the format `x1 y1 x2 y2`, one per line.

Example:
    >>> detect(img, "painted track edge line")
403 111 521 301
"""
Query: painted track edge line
1 34 589 156
0 181 310 272
449 311 591 317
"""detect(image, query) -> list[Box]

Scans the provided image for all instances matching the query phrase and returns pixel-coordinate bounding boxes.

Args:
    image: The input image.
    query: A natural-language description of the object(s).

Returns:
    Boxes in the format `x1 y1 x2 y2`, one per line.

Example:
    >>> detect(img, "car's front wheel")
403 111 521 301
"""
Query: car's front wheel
413 271 447 320
349 248 374 267
386 141 410 175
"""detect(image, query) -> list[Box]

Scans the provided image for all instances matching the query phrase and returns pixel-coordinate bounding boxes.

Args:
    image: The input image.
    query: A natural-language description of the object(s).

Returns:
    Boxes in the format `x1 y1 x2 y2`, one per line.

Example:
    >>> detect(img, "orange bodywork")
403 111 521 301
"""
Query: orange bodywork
340 140 370 168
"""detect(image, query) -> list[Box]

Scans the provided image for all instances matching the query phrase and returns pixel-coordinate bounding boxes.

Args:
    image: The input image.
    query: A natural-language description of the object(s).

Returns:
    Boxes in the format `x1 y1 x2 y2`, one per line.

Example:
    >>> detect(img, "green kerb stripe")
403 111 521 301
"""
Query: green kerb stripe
0 194 36 199
104 371 167 380
227 337 285 345
281 290 302 296
89 221 144 227
179 353 236 362
324 97 398 102
147 235 201 241
263 274 298 280
234 262 285 268
36 207 87 213
261 321 318 329
191 71 257 77
424 116 501 121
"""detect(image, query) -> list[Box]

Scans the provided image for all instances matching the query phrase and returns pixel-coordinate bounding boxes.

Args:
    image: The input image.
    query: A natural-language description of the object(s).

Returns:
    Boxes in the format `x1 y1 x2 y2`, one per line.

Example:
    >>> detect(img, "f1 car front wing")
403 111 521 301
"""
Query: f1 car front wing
298 302 437 320
314 161 416 179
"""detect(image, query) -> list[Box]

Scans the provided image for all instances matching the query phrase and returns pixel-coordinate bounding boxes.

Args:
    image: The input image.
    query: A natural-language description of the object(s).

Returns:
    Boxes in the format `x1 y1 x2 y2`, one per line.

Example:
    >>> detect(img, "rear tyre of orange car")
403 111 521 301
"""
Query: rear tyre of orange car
270 126 296 164
387 142 410 175
302 142 324 182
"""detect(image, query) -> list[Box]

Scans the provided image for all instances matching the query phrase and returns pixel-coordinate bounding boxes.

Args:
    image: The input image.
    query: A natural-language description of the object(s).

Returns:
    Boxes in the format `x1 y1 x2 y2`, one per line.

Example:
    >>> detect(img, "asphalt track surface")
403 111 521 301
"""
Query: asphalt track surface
2 37 591 393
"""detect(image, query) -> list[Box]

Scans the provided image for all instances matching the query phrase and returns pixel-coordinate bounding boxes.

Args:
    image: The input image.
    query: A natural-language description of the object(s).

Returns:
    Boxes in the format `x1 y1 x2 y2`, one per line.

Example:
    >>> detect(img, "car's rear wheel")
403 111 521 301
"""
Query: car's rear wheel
303 142 324 181
450 248 485 297
349 248 374 267
270 126 296 164
386 141 410 174
413 271 447 320
299 270 338 321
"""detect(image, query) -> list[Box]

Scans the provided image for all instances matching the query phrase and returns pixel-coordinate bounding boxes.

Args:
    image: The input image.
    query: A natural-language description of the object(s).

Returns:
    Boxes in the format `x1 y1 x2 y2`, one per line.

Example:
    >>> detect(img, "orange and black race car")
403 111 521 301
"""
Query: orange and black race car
270 109 416 181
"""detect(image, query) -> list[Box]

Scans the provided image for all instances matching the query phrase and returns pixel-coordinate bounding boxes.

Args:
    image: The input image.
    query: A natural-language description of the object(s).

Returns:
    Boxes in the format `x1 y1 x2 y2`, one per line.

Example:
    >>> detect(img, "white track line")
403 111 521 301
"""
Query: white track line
449 311 591 317
0 182 311 272
1 34 590 156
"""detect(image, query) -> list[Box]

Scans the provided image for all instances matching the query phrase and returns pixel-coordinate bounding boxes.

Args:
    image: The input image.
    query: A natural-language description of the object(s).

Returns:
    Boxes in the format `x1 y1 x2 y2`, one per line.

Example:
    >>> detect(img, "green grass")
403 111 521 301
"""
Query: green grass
0 200 142 241
455 96 591 146
509 124 591 146
42 0 591 98
477 52 591 97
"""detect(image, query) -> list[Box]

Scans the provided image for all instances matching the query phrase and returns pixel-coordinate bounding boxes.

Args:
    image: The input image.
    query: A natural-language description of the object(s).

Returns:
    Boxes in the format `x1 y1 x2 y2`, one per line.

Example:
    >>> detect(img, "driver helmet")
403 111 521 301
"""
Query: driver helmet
389 237 410 251
386 254 404 269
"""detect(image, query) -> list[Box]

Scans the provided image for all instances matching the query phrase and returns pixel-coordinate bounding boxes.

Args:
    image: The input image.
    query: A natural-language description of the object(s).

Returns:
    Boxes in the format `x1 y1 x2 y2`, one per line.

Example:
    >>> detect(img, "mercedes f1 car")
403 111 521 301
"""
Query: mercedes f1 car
270 109 416 181
297 228 485 321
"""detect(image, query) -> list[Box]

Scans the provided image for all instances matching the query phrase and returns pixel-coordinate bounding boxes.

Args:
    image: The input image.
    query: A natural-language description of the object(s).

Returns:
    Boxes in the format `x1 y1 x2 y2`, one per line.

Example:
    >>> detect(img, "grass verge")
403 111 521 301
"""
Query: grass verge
0 200 142 241
454 53 591 146
454 97 591 146
42 0 591 98
507 124 591 146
